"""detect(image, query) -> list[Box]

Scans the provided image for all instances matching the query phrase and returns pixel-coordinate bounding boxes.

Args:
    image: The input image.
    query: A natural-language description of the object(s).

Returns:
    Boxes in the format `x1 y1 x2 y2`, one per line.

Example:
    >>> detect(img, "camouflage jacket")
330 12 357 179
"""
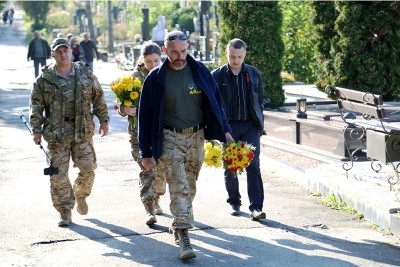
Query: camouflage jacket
29 61 109 143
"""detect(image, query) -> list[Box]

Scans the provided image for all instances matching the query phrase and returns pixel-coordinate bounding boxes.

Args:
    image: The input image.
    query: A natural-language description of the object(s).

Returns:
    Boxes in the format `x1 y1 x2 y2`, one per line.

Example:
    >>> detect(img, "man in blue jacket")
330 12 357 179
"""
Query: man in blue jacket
138 31 232 261
212 38 266 221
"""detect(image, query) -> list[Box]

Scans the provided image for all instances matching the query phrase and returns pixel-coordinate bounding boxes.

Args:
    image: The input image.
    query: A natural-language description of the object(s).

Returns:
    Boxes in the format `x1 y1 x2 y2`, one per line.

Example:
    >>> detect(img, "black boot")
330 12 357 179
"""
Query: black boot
176 228 196 260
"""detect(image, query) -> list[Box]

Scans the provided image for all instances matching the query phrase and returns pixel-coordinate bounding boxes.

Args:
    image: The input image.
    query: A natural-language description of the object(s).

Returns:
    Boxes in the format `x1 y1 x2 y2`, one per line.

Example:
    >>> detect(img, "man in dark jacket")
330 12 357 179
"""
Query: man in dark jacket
79 32 98 72
212 38 266 221
138 31 232 261
27 30 51 78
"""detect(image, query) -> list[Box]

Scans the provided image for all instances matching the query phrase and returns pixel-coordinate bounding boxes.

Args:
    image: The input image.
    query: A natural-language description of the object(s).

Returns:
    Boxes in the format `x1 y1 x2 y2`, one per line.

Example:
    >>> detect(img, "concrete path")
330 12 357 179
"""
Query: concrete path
0 7 400 267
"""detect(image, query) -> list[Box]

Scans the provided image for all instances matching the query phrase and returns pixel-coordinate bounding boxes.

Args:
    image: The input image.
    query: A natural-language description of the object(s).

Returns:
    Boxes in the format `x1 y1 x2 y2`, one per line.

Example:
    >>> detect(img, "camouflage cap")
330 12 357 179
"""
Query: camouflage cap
51 38 70 51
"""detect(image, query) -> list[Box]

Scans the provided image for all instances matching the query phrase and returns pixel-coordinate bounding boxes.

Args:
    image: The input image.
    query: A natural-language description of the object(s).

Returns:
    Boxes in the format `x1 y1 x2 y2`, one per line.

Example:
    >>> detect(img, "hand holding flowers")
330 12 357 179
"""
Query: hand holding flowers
111 75 142 125
204 140 256 174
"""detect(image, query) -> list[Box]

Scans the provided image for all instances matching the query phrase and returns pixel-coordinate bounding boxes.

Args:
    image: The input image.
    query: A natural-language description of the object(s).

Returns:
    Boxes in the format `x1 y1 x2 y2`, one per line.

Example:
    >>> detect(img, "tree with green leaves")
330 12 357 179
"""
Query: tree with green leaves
21 1 51 32
312 1 400 101
280 1 316 84
310 1 338 97
217 1 284 108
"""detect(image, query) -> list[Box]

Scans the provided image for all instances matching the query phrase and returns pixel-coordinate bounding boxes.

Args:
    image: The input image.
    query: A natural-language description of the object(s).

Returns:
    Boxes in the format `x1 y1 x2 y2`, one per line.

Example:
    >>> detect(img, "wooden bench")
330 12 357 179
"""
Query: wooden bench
332 86 400 189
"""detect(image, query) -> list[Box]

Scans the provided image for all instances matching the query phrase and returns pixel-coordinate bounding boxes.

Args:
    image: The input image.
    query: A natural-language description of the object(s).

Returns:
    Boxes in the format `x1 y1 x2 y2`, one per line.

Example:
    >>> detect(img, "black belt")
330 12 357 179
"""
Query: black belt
64 117 75 122
163 124 203 135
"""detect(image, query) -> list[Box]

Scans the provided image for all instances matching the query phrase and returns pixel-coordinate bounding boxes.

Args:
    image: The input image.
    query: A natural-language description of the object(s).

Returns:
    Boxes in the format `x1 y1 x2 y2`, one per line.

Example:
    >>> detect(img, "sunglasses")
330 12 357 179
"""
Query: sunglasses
165 34 188 41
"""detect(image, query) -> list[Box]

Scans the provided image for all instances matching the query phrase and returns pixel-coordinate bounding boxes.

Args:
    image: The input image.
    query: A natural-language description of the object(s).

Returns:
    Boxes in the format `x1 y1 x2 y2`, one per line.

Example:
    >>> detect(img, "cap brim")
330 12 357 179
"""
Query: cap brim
52 44 70 51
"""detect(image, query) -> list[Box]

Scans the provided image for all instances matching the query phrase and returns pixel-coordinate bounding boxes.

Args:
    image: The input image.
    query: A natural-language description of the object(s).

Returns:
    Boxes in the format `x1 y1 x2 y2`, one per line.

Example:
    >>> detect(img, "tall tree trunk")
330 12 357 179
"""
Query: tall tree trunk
107 0 114 54
85 1 95 41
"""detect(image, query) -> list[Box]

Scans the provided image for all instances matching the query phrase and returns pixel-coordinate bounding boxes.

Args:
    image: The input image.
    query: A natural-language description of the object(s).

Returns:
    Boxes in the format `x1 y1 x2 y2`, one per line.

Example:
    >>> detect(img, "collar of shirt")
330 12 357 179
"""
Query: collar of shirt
55 64 75 78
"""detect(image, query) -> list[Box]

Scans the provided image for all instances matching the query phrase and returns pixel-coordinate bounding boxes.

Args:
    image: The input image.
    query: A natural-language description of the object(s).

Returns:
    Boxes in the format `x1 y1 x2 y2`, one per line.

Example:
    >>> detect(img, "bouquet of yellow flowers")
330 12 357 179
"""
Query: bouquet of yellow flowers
223 141 255 174
110 75 142 108
203 140 256 175
203 140 223 168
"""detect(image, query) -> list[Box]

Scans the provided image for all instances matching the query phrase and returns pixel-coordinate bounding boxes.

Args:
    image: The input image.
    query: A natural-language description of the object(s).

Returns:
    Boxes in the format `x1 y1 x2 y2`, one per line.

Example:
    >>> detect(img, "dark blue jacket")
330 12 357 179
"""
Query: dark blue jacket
138 55 231 161
212 64 265 135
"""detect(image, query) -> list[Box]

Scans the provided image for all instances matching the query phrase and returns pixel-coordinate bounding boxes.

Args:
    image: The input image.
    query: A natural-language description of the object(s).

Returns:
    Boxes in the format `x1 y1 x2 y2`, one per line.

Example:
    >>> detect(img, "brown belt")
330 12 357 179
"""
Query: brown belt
163 124 203 135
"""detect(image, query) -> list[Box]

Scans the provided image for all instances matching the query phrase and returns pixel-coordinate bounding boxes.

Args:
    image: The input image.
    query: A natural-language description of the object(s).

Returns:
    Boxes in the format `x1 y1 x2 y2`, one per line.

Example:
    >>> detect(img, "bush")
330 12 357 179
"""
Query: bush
280 1 316 84
312 2 400 100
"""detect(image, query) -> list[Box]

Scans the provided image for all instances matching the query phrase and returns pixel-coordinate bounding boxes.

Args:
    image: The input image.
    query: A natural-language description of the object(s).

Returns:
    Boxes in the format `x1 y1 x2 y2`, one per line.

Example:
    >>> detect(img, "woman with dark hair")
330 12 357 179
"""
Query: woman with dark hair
118 42 166 226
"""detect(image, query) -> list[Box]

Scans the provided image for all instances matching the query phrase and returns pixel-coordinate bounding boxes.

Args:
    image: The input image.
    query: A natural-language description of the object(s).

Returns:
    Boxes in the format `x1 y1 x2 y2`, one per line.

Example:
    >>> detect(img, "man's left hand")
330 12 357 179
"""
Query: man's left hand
99 122 109 136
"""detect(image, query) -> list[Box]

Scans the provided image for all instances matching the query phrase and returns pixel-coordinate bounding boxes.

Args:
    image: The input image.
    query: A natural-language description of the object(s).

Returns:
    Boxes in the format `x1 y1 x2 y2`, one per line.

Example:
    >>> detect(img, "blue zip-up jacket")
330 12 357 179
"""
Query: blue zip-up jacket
138 55 231 161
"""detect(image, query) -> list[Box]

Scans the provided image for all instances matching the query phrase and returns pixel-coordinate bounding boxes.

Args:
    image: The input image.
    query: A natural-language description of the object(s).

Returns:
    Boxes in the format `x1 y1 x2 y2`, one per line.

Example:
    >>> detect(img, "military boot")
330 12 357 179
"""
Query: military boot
143 200 157 226
58 209 72 227
176 228 196 261
76 197 88 215
153 195 163 215
169 227 179 245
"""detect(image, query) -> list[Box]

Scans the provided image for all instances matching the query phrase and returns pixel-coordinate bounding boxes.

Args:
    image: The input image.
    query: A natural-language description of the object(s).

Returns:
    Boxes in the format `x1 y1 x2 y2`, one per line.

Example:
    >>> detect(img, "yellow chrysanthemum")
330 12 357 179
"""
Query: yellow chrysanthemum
124 100 132 106
130 91 139 100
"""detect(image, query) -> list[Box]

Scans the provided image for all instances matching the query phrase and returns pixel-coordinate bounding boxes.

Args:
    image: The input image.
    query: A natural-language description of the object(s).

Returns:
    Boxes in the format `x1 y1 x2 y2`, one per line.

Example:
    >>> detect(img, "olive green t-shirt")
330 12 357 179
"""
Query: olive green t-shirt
164 64 203 129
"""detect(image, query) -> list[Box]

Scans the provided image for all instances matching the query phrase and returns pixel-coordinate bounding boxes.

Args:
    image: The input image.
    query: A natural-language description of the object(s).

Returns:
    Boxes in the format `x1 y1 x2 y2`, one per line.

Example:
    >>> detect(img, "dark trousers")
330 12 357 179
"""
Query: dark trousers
33 58 46 78
224 120 264 211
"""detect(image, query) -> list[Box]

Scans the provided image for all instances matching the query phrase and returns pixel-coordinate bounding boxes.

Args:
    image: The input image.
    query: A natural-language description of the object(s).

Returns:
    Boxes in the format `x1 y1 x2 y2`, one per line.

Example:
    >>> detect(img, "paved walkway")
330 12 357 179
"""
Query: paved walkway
0 6 400 267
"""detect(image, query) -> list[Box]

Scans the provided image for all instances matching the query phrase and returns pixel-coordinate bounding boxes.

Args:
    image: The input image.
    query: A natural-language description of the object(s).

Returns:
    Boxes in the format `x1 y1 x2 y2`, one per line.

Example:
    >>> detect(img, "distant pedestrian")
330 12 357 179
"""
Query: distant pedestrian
27 30 51 78
79 32 98 72
8 8 13 26
67 33 73 42
70 37 87 65
2 9 8 24
138 31 232 261
212 38 266 221
29 38 110 227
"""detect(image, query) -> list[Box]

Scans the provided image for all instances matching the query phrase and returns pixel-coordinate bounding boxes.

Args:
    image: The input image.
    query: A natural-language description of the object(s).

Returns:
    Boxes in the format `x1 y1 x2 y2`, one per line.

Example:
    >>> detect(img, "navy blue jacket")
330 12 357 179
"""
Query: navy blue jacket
138 55 231 161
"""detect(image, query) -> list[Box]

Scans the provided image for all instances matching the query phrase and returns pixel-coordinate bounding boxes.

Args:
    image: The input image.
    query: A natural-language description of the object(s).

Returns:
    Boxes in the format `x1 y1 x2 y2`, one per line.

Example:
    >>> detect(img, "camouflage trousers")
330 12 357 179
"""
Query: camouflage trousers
129 127 166 203
158 128 205 230
47 137 97 213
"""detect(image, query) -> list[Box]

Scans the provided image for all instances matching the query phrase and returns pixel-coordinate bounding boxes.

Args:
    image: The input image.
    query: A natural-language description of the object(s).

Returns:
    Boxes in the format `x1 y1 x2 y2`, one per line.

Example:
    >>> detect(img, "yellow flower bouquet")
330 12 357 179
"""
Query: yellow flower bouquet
223 141 256 174
203 140 223 168
110 75 142 108
203 140 256 175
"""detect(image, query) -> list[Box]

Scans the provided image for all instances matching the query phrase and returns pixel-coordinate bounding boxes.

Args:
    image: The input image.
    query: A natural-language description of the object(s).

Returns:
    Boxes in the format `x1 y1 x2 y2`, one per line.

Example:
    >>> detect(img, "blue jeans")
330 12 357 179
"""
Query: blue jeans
86 61 94 72
33 58 46 78
225 120 264 211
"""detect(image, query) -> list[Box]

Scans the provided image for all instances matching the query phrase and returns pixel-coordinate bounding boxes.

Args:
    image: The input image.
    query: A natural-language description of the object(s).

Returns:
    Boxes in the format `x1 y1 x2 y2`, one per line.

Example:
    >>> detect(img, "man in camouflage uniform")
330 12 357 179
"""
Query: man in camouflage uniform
29 38 109 227
138 31 232 261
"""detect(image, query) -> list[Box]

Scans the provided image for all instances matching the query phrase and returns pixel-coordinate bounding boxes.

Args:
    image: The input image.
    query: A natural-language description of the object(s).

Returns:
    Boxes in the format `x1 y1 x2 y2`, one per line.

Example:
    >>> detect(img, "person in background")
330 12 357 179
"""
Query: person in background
70 37 87 65
29 38 109 227
117 42 166 226
138 31 232 261
8 8 14 26
2 8 8 24
79 32 98 72
212 38 266 221
67 33 73 43
27 30 51 78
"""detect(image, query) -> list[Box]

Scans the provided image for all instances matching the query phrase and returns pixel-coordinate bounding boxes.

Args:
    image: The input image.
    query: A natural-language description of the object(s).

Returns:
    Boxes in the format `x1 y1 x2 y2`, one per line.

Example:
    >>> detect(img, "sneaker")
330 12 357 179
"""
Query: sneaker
76 197 88 215
58 209 72 227
229 204 240 216
251 209 266 221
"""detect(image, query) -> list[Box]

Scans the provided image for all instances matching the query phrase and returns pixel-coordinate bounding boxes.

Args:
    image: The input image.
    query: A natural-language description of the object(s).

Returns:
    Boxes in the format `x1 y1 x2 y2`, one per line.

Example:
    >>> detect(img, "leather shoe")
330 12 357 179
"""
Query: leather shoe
251 209 266 221
229 204 240 216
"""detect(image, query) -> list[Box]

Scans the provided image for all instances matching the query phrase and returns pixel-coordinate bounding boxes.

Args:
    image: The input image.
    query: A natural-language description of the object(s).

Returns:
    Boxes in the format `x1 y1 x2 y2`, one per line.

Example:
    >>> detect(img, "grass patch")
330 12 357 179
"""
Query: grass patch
322 194 362 218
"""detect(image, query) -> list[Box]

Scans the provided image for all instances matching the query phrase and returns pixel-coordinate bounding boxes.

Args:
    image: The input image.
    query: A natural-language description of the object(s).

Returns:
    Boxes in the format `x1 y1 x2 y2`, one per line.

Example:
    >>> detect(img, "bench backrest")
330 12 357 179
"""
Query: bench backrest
335 87 385 119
